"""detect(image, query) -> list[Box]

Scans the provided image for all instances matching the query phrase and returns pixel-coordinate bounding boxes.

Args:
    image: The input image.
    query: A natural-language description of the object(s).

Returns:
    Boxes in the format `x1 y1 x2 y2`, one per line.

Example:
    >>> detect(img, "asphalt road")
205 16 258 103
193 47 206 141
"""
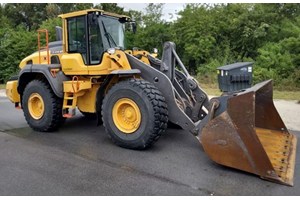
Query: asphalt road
0 95 300 195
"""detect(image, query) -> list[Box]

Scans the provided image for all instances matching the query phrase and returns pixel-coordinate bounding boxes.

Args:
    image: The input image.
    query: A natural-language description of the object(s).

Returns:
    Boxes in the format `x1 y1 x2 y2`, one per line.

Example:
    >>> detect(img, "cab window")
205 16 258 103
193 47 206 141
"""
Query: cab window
88 14 104 65
67 16 87 64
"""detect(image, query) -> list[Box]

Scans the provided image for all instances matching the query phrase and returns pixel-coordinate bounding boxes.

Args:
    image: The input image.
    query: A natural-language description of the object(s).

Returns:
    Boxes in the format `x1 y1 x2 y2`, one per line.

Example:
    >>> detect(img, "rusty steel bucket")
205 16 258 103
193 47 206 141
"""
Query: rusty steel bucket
200 80 297 186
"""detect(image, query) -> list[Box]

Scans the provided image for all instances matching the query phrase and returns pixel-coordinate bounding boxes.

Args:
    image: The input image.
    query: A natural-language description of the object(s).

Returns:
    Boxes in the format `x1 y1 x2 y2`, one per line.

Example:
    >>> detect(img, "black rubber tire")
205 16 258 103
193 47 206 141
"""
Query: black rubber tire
80 111 97 120
22 79 64 132
102 79 168 150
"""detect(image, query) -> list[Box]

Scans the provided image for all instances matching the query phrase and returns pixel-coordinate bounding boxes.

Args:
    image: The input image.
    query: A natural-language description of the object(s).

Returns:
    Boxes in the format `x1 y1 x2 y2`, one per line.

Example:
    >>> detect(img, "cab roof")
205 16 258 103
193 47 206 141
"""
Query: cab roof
58 9 130 21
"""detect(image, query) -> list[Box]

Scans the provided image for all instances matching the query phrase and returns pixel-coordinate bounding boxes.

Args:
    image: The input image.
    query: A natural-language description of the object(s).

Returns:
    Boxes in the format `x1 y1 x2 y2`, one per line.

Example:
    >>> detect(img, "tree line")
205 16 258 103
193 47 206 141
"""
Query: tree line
0 3 299 90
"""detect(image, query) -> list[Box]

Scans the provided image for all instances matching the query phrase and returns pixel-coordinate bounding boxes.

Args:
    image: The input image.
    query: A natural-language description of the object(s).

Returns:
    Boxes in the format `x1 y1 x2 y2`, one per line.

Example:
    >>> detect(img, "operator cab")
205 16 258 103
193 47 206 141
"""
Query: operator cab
59 9 133 65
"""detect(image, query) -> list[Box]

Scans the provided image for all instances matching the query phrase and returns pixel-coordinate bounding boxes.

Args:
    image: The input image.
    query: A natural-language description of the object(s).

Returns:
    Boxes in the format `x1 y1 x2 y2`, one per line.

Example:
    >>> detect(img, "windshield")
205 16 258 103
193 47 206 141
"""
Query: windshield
100 16 125 49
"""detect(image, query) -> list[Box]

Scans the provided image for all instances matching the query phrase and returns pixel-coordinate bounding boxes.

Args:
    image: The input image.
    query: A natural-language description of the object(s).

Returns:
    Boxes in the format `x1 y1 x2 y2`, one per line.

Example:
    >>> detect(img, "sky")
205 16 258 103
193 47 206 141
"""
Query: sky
118 3 185 22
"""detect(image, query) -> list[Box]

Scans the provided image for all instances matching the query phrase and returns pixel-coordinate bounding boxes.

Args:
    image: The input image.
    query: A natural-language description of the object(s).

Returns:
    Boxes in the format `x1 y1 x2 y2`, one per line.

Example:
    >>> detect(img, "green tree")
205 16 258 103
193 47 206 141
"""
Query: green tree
143 3 164 25
128 3 171 54
39 17 62 42
0 26 36 83
53 3 93 14
0 3 300 89
3 3 48 31
124 9 143 49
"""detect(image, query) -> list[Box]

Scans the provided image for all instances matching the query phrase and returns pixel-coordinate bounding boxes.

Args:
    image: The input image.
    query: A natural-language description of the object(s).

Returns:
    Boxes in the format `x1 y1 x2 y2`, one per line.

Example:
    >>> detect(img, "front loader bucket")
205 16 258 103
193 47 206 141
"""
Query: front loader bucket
200 80 297 186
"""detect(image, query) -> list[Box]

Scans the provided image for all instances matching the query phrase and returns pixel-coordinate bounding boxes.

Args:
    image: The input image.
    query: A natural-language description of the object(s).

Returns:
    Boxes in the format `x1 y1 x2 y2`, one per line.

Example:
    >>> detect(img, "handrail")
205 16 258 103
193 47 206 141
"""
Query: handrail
37 29 50 64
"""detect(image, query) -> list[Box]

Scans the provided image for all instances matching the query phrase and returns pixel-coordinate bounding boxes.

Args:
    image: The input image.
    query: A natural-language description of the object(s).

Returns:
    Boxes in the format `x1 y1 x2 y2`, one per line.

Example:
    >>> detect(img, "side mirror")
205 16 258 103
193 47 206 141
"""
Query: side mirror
132 22 137 34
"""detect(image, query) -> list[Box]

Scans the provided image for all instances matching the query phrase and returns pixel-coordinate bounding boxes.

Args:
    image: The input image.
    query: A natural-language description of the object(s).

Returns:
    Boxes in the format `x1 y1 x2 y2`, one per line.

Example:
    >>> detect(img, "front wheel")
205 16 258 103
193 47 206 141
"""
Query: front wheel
102 79 168 149
22 80 64 132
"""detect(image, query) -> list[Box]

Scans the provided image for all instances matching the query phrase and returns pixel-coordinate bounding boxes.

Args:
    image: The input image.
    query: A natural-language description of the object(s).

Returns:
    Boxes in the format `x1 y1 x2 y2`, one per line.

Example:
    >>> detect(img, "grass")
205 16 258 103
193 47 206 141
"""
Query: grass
201 83 300 101
201 85 222 97
273 90 300 101
0 84 5 89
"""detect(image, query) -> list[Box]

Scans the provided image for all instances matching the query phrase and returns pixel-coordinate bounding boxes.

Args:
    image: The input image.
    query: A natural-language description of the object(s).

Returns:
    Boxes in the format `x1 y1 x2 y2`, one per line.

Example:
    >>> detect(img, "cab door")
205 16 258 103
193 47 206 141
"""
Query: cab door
61 15 89 75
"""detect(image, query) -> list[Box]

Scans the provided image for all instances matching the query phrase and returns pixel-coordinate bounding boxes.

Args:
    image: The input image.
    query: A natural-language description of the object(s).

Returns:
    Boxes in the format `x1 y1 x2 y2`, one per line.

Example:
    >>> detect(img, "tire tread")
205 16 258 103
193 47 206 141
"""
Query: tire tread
23 79 64 132
102 78 168 149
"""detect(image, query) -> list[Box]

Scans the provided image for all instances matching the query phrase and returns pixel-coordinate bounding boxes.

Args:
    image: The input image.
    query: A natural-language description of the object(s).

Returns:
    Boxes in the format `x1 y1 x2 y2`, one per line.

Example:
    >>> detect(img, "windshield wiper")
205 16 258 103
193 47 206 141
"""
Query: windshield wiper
101 20 117 48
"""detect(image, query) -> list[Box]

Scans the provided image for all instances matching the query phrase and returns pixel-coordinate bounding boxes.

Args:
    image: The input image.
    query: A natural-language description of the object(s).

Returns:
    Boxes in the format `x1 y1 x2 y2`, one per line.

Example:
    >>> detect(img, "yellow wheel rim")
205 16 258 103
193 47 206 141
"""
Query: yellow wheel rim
28 93 45 120
112 98 142 134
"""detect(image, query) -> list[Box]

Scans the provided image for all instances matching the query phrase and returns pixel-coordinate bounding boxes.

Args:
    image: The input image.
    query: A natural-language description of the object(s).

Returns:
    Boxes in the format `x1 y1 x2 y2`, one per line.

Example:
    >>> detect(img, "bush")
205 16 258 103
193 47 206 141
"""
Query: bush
0 27 36 83
254 41 296 86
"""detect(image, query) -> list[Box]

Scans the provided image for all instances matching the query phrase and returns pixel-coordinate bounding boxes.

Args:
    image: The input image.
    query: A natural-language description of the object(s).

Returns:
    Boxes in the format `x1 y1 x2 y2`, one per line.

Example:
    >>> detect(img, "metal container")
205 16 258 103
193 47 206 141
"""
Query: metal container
217 62 253 92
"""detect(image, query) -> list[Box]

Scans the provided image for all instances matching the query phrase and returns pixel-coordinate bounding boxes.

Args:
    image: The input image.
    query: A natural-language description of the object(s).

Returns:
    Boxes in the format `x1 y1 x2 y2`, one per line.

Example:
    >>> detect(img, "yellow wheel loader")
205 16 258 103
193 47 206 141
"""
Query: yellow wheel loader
5 9 297 186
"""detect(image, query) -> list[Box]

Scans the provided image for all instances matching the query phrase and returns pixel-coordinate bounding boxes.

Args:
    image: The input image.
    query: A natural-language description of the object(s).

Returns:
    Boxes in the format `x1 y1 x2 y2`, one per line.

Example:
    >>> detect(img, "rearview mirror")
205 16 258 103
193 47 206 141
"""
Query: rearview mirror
132 22 137 34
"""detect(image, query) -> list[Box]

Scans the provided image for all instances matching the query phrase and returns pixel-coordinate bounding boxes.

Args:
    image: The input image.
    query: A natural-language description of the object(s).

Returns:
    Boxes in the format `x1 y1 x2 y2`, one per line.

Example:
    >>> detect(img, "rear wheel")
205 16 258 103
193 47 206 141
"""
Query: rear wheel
22 79 64 132
102 79 168 149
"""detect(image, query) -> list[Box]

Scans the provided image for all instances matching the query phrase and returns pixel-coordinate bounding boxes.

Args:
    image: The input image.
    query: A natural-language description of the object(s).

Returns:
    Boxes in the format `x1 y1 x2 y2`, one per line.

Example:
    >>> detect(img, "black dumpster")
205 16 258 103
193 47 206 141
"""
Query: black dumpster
217 62 253 92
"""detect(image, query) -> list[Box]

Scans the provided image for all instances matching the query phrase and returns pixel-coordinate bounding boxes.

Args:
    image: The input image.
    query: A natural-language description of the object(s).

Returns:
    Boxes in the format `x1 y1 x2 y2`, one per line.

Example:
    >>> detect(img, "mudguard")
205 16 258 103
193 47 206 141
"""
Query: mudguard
18 64 70 98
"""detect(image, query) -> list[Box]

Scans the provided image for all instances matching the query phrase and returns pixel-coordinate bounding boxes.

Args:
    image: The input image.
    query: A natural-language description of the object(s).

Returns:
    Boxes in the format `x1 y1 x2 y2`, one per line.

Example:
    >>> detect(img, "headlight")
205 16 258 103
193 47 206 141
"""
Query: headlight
107 48 116 55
